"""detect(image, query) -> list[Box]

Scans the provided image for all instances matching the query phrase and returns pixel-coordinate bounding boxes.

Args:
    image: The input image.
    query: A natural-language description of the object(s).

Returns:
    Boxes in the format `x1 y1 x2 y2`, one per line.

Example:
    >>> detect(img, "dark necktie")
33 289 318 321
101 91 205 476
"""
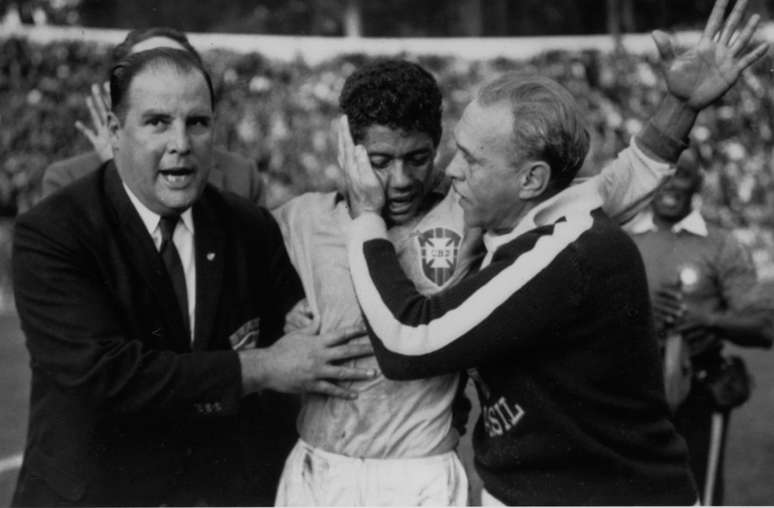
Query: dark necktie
159 215 190 340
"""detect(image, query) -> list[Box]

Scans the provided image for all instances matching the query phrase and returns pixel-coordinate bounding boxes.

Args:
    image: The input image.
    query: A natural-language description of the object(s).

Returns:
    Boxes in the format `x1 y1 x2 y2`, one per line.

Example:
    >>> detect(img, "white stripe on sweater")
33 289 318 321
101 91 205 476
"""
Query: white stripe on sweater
348 210 594 356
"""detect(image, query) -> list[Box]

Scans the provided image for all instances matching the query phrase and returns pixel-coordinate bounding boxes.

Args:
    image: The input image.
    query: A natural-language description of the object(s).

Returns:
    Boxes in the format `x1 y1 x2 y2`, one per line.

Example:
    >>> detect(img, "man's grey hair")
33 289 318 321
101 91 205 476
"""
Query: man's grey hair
477 73 590 190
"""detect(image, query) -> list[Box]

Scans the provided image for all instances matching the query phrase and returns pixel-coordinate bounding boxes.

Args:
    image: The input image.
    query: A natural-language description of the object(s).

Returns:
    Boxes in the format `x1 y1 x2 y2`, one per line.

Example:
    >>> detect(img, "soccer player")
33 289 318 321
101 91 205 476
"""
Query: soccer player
627 148 773 504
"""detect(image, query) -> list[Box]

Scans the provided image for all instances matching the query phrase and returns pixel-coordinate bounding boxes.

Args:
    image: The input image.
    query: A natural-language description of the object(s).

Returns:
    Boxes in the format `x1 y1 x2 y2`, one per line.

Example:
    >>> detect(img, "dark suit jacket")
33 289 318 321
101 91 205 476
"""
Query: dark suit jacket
41 148 264 205
12 162 302 506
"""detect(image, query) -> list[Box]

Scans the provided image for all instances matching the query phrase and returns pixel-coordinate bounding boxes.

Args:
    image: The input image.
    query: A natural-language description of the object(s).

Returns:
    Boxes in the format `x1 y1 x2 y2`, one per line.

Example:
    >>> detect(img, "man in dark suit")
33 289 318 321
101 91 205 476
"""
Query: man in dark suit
40 27 264 205
12 47 374 507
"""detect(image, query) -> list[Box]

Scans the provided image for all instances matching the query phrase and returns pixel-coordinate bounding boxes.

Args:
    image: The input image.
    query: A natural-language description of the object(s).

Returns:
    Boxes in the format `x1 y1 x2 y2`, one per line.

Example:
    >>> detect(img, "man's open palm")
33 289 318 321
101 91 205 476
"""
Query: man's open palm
653 0 768 110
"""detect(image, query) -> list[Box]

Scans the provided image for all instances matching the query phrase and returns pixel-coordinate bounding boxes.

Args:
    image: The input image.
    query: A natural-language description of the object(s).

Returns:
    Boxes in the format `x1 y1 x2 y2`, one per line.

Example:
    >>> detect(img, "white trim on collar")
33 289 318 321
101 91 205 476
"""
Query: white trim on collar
626 209 707 237
481 178 603 267
122 182 195 241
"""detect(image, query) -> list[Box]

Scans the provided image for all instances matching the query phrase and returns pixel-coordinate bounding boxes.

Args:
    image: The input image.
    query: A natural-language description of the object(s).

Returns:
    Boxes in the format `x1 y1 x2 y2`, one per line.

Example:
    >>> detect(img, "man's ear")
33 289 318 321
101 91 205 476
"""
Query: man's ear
517 161 552 200
107 111 121 153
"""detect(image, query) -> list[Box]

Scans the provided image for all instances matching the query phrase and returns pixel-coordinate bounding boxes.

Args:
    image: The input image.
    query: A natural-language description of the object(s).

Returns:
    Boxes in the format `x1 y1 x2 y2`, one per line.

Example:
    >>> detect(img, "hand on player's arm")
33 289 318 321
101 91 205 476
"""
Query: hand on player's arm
74 82 114 162
238 325 376 399
337 115 385 219
638 0 768 162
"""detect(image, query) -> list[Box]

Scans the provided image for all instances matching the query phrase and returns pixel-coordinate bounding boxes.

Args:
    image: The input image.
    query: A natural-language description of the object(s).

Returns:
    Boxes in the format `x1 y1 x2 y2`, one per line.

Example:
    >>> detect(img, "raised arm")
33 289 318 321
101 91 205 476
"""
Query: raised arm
589 0 768 223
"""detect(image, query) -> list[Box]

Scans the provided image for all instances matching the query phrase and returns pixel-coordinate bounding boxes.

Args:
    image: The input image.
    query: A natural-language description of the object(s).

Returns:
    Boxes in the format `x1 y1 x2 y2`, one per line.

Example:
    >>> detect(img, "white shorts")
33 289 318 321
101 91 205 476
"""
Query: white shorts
481 488 505 506
275 439 469 506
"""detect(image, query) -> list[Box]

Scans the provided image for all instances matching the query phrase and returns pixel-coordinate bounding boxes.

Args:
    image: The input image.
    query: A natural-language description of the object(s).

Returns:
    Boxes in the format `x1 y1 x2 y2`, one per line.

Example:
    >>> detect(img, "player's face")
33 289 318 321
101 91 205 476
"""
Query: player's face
109 64 213 216
360 125 436 226
652 174 696 223
447 100 528 233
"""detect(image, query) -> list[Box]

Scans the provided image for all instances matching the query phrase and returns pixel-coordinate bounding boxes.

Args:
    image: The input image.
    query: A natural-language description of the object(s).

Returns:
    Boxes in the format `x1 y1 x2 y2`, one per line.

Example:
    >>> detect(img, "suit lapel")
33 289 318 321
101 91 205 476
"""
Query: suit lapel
103 163 191 352
192 191 225 351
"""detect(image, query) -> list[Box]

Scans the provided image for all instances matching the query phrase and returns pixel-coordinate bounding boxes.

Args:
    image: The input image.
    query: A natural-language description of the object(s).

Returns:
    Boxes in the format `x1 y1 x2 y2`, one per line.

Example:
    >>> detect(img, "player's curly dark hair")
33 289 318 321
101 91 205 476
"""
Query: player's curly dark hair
339 59 443 146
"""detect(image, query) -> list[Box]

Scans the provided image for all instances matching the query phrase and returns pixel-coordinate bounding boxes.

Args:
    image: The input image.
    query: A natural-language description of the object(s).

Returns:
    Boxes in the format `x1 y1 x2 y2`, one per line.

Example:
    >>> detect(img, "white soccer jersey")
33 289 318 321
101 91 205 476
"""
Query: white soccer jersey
273 188 468 458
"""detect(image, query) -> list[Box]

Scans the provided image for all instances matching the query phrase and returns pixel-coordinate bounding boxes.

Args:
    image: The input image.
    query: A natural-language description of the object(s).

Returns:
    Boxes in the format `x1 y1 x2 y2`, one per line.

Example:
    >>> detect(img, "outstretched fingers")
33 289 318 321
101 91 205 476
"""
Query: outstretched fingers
736 41 769 72
74 120 96 142
703 0 730 40
652 30 676 63
337 115 362 187
336 116 348 169
85 94 103 132
349 144 372 193
338 115 356 167
729 13 760 54
101 81 111 109
90 82 110 125
719 0 748 45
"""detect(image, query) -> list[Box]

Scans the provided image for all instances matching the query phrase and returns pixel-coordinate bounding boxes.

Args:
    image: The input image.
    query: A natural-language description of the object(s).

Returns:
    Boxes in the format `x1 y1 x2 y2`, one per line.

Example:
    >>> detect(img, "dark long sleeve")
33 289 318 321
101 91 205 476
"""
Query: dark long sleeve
348 212 589 379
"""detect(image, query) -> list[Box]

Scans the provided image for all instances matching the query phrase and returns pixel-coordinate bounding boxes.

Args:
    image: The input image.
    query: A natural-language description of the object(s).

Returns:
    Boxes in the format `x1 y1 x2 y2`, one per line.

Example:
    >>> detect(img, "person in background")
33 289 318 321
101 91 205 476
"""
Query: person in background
41 27 264 204
626 147 773 505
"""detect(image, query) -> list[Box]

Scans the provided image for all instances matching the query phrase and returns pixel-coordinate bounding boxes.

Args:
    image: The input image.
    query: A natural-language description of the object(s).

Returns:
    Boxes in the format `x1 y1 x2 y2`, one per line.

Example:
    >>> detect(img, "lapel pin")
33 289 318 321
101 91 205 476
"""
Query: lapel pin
206 252 216 261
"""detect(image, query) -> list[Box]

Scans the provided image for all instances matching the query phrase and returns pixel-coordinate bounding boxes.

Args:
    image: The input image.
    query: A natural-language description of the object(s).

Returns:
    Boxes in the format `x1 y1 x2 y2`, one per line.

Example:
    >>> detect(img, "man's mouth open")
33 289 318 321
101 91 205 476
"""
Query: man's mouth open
159 168 195 187
388 194 415 214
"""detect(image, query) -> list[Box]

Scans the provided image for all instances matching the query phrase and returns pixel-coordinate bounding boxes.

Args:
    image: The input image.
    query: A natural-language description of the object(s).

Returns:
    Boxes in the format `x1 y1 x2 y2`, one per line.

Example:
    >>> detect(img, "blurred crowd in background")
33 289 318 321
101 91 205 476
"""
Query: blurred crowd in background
2 36 774 284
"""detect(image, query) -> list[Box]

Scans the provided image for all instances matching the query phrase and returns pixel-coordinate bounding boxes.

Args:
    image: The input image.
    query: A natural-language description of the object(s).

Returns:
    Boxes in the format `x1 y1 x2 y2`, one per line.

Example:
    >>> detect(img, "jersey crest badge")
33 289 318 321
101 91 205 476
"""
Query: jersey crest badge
417 227 461 286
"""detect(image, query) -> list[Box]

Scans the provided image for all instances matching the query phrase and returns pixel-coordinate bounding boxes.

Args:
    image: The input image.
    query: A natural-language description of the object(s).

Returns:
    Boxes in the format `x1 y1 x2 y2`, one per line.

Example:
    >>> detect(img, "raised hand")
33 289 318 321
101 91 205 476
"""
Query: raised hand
239 324 376 399
74 82 114 162
652 0 768 111
336 115 385 218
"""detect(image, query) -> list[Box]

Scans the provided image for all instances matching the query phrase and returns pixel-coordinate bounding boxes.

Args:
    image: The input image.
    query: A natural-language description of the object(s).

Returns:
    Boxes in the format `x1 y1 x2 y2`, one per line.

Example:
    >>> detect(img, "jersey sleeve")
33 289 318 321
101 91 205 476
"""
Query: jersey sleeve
580 136 674 224
347 212 589 379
